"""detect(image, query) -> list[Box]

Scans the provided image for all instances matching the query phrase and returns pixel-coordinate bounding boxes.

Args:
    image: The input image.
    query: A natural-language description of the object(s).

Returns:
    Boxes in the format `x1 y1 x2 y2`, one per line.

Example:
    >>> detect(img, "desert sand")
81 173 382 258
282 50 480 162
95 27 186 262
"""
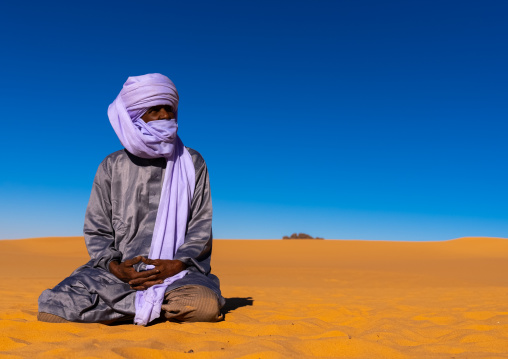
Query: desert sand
0 236 507 358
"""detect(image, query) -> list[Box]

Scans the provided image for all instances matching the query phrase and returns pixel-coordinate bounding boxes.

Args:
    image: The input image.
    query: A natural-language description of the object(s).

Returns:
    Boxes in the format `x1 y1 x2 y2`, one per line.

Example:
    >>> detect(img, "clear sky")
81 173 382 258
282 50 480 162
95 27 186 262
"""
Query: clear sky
0 0 506 241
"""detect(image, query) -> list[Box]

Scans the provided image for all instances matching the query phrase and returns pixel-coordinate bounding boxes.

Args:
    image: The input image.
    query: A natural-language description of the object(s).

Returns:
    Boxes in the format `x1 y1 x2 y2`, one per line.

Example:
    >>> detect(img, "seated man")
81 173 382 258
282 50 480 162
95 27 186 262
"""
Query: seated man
38 73 224 326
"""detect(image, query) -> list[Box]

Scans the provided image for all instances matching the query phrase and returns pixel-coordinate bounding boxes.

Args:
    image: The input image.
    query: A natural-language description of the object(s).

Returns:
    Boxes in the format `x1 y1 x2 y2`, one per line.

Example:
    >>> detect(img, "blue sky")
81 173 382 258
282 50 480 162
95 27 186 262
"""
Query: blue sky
0 0 506 240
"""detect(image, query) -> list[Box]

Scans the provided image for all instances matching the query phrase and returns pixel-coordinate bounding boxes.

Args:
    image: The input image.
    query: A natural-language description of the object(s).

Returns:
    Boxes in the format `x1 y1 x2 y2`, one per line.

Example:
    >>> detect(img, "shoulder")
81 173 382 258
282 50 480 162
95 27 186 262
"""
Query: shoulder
102 149 128 163
99 149 127 168
185 147 207 172
97 147 208 174
94 149 129 179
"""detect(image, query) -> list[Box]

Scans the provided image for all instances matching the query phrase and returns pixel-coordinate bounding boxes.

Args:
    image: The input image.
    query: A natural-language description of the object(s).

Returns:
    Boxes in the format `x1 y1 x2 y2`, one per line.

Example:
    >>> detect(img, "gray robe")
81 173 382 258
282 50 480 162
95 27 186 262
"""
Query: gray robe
38 148 222 323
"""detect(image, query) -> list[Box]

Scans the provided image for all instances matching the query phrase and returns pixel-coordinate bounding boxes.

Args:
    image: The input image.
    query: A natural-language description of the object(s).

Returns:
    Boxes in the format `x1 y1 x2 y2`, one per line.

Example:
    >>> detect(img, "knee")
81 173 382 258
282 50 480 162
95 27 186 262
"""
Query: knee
191 294 223 322
162 285 224 323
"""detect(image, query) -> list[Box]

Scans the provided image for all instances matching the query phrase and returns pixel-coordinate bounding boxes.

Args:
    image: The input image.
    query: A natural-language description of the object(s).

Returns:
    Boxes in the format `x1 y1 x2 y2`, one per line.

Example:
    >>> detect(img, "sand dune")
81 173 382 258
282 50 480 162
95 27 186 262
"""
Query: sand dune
1 236 507 358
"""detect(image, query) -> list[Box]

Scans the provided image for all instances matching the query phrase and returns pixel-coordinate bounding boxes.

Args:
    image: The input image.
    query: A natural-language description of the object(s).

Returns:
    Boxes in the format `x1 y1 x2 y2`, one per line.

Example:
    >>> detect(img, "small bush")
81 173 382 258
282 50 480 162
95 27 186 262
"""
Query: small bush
282 233 323 240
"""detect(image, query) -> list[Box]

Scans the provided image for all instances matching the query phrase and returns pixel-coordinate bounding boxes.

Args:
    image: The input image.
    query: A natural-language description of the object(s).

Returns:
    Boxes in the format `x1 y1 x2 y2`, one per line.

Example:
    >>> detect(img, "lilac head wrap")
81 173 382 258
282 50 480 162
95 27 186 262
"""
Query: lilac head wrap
108 73 195 326
120 73 179 122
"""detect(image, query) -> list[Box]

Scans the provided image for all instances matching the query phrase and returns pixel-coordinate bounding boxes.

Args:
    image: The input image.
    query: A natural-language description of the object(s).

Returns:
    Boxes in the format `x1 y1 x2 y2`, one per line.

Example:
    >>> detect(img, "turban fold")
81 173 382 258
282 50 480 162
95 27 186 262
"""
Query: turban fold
119 73 179 122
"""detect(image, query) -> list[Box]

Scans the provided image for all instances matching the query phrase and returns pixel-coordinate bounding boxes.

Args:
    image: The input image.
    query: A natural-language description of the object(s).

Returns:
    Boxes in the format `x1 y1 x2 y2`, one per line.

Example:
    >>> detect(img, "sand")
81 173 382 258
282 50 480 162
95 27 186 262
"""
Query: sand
0 236 507 358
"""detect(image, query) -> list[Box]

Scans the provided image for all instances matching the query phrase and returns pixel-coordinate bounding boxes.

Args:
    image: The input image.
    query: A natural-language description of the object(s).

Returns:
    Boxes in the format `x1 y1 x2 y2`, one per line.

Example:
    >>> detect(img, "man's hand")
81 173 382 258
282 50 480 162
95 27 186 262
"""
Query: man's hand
127 258 187 291
109 256 162 289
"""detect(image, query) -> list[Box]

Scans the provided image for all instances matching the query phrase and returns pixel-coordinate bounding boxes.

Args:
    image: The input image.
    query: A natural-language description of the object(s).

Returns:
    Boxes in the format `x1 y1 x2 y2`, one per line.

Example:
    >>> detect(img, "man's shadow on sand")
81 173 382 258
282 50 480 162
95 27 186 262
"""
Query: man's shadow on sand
221 297 253 315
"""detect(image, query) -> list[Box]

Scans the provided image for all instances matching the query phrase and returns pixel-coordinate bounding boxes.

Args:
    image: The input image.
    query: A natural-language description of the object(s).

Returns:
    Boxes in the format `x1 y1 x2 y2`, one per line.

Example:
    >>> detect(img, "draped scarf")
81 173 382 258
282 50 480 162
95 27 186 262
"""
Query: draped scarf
107 73 195 326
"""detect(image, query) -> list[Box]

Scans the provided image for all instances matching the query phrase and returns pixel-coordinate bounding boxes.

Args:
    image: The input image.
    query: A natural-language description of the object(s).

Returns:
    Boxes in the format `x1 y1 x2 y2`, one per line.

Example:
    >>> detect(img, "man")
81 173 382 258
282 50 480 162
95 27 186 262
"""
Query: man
38 73 224 325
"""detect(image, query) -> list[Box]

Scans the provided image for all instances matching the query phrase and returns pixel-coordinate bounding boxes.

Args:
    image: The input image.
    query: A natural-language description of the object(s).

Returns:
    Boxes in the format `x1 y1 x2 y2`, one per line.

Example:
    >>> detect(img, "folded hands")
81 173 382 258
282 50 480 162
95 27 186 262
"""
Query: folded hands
109 256 187 290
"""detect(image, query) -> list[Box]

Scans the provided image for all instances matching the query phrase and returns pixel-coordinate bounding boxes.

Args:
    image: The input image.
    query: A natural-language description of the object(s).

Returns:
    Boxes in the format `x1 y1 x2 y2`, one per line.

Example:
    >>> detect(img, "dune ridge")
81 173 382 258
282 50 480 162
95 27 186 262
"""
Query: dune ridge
0 236 507 358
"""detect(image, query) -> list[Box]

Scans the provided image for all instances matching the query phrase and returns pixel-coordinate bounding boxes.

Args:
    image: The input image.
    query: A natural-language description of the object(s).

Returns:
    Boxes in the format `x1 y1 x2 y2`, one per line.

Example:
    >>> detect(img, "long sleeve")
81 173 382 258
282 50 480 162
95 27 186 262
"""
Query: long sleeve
83 158 123 271
174 151 213 274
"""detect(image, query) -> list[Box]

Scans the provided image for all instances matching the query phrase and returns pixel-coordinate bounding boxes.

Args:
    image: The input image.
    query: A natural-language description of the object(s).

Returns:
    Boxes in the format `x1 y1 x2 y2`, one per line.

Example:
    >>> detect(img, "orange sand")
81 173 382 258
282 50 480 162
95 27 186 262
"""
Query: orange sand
1 236 507 358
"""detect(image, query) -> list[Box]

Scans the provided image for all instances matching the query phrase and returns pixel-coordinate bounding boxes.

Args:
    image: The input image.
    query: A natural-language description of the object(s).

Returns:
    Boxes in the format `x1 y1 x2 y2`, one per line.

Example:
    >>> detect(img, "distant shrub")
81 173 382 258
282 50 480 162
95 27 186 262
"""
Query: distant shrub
282 233 324 240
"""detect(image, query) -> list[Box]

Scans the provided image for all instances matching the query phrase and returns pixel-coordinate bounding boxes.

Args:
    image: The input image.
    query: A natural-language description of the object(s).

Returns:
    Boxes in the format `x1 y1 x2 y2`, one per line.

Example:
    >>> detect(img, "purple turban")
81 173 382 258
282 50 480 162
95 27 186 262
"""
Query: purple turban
119 73 179 122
